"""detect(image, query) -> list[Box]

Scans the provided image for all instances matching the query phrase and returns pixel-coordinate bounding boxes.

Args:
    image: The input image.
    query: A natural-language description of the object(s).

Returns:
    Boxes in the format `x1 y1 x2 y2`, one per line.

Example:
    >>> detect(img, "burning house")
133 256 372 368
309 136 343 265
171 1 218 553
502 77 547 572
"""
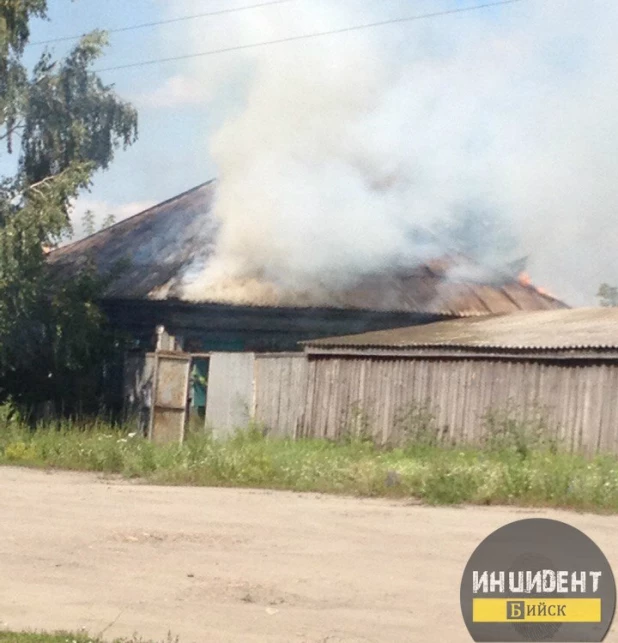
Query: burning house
47 179 571 424
49 179 568 357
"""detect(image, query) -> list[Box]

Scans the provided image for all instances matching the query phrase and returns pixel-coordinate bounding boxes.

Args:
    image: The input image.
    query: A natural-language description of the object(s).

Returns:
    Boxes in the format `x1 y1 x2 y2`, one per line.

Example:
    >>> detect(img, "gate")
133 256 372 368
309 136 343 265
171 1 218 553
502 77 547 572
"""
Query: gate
143 350 307 443
148 351 192 444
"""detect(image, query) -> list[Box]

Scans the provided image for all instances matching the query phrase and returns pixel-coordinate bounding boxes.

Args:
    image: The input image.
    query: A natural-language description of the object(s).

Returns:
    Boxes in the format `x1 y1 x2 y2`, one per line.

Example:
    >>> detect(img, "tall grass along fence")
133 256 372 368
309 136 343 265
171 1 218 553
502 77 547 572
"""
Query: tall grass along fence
3 405 618 511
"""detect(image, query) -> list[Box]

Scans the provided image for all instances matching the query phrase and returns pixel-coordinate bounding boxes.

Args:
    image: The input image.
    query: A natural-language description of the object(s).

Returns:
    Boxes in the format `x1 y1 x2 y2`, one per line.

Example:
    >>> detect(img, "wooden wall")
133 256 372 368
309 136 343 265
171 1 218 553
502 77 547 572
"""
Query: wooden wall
103 299 441 353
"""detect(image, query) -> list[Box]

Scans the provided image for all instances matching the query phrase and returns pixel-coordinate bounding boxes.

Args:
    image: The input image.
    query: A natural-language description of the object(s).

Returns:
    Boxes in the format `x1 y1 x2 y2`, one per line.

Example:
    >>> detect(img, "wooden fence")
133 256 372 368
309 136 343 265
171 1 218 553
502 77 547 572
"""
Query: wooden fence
126 350 618 454
302 355 618 455
254 353 308 438
127 351 308 441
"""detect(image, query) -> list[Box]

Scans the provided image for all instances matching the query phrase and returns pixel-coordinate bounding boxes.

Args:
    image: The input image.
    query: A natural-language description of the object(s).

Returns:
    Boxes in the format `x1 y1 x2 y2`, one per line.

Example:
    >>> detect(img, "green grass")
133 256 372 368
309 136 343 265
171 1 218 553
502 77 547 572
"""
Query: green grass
0 632 174 643
1 405 618 513
0 634 97 643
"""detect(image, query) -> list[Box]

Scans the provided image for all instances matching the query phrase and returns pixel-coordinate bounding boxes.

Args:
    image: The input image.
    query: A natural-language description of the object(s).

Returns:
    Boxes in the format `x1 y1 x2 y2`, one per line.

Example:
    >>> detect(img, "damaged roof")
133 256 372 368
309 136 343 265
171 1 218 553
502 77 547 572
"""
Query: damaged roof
303 308 618 351
48 180 569 316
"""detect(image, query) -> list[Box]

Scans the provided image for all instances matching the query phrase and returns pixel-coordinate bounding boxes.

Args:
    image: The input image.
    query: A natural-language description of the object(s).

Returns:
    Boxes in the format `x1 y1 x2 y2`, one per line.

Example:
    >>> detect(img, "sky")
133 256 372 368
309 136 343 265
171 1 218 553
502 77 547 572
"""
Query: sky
11 0 618 306
21 0 218 237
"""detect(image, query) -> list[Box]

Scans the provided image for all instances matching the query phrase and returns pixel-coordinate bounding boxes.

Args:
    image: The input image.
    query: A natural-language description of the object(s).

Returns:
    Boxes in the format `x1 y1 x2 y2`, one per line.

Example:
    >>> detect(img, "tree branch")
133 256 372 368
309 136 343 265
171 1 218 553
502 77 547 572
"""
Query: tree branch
28 168 73 191
0 121 25 142
11 167 74 201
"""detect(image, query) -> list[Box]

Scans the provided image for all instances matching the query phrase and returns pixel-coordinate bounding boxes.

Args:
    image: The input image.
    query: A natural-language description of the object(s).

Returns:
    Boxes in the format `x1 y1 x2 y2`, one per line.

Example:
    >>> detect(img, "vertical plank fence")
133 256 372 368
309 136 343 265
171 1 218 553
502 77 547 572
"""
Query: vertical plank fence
254 353 308 438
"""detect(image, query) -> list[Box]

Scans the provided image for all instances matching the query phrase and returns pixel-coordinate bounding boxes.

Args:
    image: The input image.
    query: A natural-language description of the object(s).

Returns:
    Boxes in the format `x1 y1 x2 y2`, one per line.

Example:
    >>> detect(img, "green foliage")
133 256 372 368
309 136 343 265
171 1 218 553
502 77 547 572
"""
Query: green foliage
0 2 138 413
0 1 47 54
339 402 373 444
419 459 481 505
82 208 96 236
393 400 445 448
101 212 115 230
481 403 558 458
0 631 178 643
0 2 48 153
21 31 137 184
3 409 618 512
597 283 618 307
79 210 117 239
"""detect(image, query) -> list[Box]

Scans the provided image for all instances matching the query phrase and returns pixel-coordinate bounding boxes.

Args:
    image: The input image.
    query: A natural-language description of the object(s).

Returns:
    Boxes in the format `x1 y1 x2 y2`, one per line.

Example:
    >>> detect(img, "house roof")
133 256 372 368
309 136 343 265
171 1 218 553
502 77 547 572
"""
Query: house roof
49 180 218 301
48 180 569 316
303 307 618 352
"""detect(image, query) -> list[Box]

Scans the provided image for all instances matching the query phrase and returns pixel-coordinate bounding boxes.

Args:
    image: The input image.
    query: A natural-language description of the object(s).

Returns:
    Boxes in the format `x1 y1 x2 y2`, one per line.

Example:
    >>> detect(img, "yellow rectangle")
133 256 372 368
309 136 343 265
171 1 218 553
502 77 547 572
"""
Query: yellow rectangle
473 598 601 623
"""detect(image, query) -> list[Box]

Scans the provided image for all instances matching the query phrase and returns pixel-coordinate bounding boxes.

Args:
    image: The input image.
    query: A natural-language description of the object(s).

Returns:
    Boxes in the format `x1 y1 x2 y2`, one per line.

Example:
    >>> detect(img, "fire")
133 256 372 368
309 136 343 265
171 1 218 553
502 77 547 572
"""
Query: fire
181 275 334 307
517 272 555 299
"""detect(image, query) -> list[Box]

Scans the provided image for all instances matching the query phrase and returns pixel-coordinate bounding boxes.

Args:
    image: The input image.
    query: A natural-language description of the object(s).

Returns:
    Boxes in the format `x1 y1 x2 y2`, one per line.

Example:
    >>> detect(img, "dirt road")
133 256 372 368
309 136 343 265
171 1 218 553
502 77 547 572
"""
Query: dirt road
0 467 617 642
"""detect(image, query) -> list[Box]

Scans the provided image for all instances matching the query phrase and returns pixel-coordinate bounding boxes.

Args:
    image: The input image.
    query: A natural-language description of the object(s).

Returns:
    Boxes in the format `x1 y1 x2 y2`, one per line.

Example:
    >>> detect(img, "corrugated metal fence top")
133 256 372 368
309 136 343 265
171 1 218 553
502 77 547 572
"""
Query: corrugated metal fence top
303 308 618 352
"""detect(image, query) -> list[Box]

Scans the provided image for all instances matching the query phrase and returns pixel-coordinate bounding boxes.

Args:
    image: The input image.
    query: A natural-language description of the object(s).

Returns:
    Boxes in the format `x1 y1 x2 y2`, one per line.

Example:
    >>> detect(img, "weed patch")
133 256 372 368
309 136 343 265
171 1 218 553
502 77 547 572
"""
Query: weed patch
1 407 618 512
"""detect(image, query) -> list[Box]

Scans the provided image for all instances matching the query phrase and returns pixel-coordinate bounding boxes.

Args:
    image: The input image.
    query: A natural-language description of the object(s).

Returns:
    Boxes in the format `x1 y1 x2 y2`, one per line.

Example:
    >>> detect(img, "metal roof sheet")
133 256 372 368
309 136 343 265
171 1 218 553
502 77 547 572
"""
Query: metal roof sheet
48 180 568 316
304 308 618 351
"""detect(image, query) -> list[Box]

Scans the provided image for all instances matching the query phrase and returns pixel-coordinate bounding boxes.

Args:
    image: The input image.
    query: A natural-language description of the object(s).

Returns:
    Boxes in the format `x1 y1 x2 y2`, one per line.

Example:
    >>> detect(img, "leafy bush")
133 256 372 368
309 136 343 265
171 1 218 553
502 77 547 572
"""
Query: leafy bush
481 402 558 458
393 400 446 448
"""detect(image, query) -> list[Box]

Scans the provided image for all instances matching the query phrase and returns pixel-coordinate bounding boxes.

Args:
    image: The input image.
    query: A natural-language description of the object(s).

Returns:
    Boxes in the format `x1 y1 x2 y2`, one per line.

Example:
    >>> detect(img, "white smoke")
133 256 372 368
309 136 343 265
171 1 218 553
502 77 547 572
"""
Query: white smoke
161 0 618 306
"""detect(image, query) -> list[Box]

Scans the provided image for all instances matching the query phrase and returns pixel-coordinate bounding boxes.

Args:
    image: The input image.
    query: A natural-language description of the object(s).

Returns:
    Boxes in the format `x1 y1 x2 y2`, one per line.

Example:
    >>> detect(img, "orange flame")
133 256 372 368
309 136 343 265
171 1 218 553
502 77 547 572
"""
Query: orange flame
517 272 555 299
